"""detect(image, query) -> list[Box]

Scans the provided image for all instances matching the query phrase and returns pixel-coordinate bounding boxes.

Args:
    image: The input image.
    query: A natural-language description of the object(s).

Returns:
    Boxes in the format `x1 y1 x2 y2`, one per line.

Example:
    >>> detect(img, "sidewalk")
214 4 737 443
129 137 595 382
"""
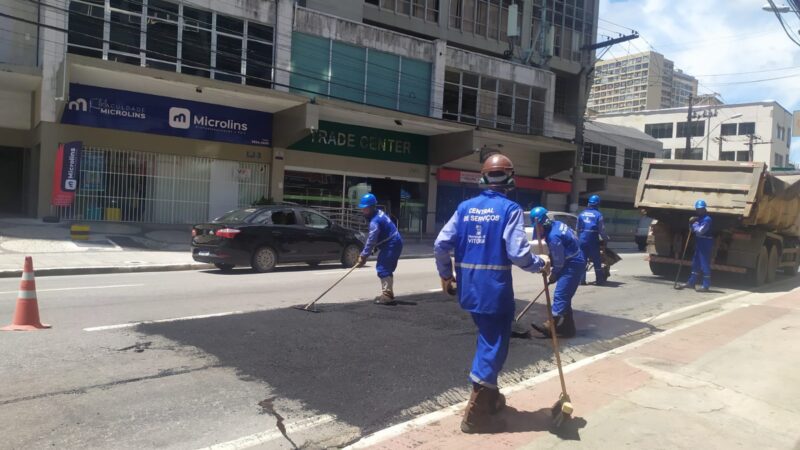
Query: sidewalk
0 218 436 277
351 287 800 449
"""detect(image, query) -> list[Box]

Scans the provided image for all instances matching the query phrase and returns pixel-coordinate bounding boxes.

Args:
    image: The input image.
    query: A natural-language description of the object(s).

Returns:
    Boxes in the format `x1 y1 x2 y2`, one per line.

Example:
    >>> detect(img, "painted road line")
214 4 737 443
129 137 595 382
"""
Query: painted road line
427 288 442 292
199 414 336 450
0 284 144 295
84 311 245 332
345 287 793 449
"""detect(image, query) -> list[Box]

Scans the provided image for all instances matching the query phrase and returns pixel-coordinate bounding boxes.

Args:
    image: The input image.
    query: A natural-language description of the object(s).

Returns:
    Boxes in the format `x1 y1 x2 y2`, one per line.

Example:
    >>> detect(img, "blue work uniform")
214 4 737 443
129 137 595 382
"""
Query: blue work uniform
361 210 403 279
577 207 608 284
686 215 713 289
541 221 586 316
434 190 546 388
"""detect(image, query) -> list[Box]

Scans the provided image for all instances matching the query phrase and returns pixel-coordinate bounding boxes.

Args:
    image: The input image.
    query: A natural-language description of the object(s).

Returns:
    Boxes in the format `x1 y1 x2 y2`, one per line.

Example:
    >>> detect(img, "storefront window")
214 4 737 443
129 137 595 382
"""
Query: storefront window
284 170 425 234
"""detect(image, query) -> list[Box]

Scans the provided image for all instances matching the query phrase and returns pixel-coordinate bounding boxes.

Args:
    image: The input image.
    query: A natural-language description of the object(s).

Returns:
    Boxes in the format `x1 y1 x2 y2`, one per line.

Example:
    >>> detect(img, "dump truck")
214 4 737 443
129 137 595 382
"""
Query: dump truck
634 160 800 285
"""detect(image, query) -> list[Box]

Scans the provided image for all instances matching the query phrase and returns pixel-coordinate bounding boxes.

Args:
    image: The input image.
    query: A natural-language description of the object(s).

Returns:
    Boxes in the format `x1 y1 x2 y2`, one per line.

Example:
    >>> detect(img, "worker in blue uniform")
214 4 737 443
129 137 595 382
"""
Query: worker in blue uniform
434 154 550 434
577 194 609 286
356 193 404 305
680 199 713 292
529 206 586 339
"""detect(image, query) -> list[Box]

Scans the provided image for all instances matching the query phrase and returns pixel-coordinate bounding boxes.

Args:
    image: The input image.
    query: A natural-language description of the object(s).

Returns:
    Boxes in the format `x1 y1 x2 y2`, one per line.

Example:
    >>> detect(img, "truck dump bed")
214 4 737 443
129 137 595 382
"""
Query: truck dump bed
634 160 800 235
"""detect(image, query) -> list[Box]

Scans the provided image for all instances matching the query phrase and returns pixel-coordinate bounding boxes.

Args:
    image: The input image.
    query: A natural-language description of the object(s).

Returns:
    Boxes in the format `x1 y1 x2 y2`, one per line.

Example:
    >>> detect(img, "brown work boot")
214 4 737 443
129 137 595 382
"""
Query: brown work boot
460 384 506 434
532 313 576 338
488 389 506 415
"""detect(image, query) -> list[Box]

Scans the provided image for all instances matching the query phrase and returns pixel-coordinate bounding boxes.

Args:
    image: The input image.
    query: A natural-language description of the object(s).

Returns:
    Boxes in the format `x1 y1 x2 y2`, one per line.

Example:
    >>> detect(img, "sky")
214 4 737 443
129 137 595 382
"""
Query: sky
599 0 800 162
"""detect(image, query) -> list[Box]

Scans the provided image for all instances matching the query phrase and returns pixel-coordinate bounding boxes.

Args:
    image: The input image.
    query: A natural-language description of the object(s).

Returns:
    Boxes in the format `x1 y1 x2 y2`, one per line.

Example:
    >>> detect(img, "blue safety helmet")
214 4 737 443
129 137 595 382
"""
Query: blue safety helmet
694 199 707 209
588 194 601 206
530 206 550 225
358 193 377 209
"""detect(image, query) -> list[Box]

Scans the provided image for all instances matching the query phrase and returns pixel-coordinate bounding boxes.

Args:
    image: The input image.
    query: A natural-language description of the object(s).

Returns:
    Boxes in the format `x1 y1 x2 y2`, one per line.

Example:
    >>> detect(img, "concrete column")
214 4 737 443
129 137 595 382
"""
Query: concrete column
38 3 67 124
425 165 439 234
273 0 294 93
269 149 286 202
430 39 448 119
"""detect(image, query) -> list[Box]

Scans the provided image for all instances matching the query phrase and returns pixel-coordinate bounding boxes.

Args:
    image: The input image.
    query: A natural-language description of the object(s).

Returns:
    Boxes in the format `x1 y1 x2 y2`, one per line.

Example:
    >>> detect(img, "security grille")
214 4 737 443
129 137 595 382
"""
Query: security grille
56 147 268 224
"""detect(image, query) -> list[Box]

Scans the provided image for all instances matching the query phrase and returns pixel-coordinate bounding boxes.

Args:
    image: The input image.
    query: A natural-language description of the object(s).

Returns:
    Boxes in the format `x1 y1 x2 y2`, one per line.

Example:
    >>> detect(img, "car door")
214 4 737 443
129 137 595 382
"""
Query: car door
266 209 305 262
299 210 341 260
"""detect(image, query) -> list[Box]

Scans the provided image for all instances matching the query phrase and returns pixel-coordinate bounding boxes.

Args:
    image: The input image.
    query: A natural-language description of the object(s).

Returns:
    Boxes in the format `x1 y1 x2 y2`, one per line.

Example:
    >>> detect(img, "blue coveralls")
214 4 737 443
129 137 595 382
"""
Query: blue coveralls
361 210 403 279
434 190 546 388
686 215 713 289
577 207 608 284
541 221 586 316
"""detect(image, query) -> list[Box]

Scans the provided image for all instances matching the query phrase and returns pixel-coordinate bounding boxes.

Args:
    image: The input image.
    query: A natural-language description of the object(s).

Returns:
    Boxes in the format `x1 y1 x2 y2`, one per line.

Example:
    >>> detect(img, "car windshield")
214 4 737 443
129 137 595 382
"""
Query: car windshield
212 208 258 223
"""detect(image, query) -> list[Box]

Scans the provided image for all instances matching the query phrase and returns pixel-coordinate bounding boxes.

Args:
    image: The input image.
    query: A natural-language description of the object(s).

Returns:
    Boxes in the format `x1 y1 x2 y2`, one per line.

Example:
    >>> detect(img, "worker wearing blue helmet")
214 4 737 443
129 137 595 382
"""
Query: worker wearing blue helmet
356 193 404 304
679 199 713 292
529 206 586 338
577 194 609 286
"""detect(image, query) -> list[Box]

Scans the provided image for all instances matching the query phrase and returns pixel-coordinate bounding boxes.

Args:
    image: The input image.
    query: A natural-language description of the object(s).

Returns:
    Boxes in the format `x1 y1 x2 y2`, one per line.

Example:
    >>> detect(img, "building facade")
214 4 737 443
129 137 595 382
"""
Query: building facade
0 0 598 234
592 102 794 168
574 121 662 236
587 51 698 115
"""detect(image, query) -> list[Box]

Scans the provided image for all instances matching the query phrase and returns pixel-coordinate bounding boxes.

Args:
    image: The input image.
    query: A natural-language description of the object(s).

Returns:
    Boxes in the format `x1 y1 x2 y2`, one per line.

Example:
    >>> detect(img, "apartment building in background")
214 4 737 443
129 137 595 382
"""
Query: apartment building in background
0 0 599 233
587 50 699 114
592 101 793 168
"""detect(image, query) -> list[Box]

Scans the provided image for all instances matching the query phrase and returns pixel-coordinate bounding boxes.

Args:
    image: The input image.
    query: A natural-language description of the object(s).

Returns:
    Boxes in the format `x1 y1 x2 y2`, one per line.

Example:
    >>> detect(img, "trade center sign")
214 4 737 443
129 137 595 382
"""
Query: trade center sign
289 121 429 165
61 84 272 147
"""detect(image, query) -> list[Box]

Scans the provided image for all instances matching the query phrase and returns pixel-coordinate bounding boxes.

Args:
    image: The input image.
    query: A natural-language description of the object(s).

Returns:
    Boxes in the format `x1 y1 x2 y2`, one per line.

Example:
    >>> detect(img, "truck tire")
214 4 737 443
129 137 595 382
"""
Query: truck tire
649 261 675 277
751 246 768 286
766 247 779 283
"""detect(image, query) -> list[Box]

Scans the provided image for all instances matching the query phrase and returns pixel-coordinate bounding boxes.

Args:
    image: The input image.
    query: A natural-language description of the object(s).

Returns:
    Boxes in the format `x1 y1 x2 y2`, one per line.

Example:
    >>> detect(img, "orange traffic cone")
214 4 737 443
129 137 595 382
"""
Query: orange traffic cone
2 256 51 331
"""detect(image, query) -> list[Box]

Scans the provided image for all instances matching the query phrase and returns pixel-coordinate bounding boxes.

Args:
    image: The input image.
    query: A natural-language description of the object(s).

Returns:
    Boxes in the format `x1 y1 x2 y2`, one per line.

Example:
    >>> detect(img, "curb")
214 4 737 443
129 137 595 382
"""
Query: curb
0 263 214 278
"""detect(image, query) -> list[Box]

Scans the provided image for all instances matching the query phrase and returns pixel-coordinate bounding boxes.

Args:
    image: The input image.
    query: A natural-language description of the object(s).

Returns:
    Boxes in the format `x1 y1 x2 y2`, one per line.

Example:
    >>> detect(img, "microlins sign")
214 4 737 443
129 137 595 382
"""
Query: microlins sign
62 84 272 147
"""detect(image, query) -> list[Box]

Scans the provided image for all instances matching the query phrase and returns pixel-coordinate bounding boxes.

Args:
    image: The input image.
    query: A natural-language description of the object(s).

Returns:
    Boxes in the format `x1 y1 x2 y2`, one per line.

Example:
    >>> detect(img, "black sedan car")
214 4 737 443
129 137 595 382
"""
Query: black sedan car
192 205 365 272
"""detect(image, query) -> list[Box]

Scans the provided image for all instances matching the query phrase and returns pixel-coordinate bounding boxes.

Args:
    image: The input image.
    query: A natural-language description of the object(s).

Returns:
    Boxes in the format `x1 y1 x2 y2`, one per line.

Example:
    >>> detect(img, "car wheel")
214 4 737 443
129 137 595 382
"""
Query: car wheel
307 261 321 267
252 246 278 273
342 244 361 268
214 263 235 272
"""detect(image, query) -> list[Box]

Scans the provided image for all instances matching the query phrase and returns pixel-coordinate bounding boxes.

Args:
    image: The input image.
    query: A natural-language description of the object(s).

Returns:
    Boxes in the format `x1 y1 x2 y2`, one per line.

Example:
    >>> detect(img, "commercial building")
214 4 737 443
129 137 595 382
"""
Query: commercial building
0 0 598 234
593 102 794 168
572 121 662 236
587 50 698 114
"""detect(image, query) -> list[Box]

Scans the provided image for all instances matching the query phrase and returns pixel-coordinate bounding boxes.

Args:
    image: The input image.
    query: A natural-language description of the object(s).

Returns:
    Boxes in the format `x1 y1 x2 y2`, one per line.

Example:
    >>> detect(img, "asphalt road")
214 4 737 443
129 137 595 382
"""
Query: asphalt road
1 253 796 449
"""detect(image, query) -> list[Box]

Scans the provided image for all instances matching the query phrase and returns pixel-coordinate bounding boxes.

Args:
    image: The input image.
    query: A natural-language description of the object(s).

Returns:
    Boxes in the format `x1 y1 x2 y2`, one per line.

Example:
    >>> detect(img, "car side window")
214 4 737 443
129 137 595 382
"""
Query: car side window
271 210 297 226
302 211 330 229
252 210 273 224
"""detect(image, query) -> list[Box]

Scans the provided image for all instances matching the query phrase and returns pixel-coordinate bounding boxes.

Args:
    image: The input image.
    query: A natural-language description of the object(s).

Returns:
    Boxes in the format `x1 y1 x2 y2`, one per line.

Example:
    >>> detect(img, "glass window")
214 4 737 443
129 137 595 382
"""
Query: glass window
331 41 367 103
738 122 756 135
775 153 784 167
68 0 105 58
246 24 274 88
675 148 703 160
623 148 655 179
399 57 432 115
290 32 330 97
644 123 673 139
302 211 331 229
271 210 298 226
109 9 142 58
366 49 400 109
217 15 244 36
662 148 672 159
248 23 274 43
215 35 243 83
582 143 616 176
443 82 460 120
676 121 705 138
737 150 750 161
182 8 212 77
720 123 737 136
720 151 736 161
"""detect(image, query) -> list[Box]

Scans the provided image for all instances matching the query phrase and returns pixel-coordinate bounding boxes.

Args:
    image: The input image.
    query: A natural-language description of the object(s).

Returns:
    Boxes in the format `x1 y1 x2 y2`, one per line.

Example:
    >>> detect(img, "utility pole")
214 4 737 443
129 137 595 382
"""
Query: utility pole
684 93 693 157
568 31 639 213
748 134 755 162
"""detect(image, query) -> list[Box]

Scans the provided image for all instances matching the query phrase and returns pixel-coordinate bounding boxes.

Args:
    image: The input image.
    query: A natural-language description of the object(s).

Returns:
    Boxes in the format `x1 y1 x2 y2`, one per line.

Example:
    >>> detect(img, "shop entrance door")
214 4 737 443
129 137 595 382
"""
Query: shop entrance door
0 147 24 215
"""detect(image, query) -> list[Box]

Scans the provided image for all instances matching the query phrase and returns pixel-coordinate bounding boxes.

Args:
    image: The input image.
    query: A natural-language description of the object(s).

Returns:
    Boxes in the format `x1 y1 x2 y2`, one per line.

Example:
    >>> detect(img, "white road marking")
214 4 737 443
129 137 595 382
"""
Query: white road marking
0 284 144 295
199 414 336 450
427 288 442 292
83 311 245 332
345 287 795 449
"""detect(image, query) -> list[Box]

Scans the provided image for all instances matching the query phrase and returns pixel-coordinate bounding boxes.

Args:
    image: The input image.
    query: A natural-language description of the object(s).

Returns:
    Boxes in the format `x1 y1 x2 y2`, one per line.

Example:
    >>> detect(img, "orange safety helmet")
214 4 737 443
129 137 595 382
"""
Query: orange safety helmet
480 153 515 190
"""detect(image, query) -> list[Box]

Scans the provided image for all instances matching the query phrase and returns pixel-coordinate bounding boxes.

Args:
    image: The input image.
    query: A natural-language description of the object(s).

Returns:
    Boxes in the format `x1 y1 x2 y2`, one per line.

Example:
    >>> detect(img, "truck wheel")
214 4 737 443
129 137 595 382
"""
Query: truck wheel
649 261 675 277
766 247 779 283
751 246 768 286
